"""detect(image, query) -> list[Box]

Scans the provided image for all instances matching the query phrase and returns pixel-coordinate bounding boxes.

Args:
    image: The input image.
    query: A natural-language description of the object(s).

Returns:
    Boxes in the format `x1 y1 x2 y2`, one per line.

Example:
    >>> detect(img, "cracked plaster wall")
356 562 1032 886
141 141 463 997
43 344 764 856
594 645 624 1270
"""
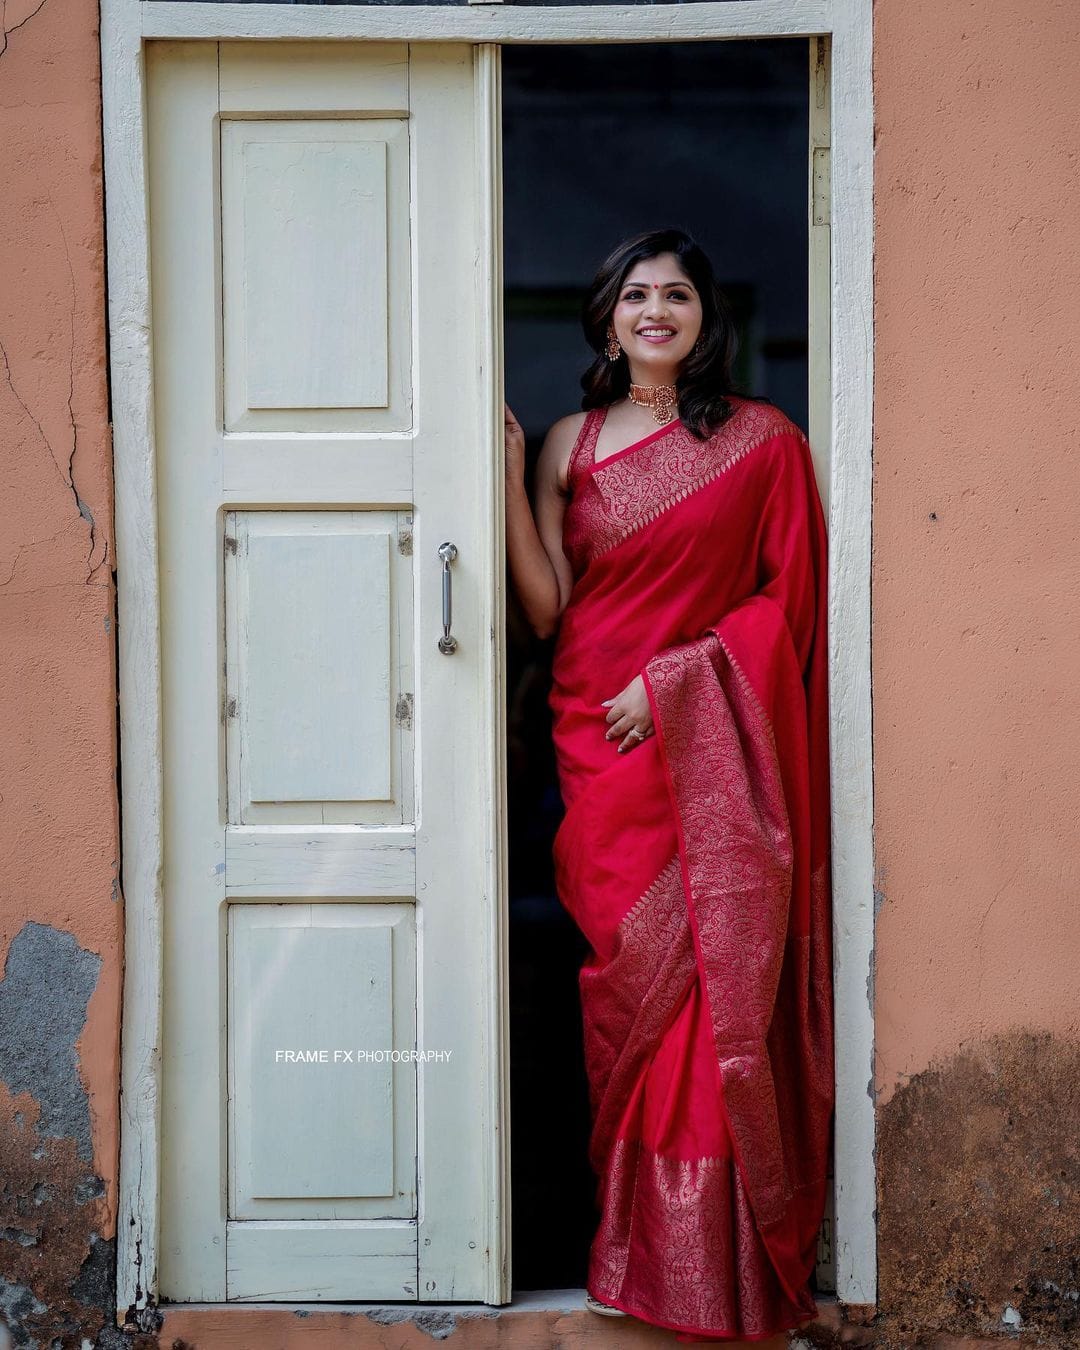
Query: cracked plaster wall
0 0 122 1343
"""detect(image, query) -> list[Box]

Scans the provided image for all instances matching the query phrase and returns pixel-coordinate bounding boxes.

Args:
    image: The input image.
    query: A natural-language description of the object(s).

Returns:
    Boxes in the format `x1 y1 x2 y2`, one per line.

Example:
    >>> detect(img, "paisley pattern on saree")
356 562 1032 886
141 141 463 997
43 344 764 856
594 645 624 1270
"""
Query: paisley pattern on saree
768 858 835 1193
579 855 699 1177
578 854 684 1121
589 1138 818 1341
644 632 796 1231
566 397 795 569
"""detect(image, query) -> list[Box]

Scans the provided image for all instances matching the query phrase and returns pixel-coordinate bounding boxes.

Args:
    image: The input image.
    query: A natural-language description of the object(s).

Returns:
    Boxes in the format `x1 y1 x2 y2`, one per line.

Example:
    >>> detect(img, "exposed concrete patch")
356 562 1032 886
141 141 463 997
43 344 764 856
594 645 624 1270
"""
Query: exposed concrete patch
0 924 101 1163
876 1030 1080 1348
0 1280 46 1338
0 1081 102 1348
358 1308 460 1340
69 1235 116 1322
0 925 157 1349
0 1082 160 1350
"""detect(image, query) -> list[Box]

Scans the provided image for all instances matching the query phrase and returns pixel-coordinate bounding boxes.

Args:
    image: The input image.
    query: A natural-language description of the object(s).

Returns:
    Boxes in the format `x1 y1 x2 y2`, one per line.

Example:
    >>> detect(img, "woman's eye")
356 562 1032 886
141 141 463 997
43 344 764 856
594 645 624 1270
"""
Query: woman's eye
623 289 689 300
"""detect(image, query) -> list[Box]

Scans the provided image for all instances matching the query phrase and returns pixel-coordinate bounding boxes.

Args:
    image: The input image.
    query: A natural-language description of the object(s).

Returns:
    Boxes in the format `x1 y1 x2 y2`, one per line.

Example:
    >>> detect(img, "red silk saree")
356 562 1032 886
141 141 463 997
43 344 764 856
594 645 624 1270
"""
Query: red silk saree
548 395 834 1343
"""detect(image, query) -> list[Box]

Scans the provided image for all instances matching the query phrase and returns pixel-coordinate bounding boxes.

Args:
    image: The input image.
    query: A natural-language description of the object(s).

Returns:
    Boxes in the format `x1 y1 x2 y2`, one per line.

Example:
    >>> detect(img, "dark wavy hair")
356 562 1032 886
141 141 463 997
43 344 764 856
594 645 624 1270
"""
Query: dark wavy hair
580 227 769 441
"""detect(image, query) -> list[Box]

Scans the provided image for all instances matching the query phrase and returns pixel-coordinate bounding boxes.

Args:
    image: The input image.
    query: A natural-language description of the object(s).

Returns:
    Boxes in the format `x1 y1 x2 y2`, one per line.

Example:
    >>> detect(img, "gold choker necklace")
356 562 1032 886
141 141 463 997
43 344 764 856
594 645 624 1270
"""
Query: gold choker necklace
628 382 678 424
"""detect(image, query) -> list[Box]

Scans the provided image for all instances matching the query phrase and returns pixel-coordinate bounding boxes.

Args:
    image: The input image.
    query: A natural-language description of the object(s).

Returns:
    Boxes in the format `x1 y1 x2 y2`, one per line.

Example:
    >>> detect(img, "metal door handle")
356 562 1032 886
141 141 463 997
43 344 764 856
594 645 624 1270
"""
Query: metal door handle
438 541 458 654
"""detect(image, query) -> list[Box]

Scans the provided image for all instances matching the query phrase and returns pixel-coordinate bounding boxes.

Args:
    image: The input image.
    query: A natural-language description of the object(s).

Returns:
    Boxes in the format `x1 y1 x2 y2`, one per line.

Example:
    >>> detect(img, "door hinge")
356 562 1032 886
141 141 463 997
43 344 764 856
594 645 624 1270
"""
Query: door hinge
395 692 413 730
812 146 831 227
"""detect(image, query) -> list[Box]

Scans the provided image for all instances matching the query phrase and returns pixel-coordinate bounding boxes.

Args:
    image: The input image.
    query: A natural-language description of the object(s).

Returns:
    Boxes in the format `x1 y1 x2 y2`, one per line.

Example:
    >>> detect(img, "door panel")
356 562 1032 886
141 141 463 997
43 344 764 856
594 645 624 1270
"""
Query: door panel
236 520 394 804
148 39 498 1302
220 117 412 431
224 510 414 824
228 902 416 1220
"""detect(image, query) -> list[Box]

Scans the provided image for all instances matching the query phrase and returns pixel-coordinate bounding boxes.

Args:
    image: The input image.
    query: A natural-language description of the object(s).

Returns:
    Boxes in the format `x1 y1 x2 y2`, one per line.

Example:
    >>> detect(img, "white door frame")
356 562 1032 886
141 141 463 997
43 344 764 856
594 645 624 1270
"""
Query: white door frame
101 0 874 1320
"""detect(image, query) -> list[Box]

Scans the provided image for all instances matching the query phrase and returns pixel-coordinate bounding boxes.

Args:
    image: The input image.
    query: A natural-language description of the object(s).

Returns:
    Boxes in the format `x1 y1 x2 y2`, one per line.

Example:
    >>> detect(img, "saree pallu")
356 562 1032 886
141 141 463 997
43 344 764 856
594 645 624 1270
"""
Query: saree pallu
548 395 834 1343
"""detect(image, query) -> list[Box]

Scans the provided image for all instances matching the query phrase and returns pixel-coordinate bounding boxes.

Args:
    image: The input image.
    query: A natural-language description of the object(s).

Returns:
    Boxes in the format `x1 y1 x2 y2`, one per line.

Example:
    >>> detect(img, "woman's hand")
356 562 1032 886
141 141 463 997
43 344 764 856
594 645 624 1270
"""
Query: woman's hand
601 674 655 753
505 402 526 484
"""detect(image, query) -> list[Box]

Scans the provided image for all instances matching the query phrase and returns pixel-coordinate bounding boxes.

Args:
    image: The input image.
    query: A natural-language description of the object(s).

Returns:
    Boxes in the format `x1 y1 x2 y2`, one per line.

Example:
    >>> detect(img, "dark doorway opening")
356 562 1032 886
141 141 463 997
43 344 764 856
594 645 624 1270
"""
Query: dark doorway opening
502 38 810 1292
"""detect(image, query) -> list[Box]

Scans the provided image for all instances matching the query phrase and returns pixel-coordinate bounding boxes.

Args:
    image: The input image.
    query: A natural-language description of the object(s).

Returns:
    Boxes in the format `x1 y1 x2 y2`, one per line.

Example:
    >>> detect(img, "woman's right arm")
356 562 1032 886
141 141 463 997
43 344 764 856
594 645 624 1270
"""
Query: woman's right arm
505 403 578 641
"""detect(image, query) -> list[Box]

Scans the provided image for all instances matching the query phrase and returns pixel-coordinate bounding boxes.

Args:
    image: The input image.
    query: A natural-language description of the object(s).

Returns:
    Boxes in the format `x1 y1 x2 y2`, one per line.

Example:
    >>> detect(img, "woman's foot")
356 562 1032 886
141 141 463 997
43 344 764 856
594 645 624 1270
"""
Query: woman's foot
585 1292 628 1317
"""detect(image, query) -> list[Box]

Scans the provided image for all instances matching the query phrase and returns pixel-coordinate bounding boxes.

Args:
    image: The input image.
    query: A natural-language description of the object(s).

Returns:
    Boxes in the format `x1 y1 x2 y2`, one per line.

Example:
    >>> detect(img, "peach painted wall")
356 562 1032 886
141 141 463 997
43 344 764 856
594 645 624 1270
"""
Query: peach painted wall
0 0 121 1341
870 0 1080 1099
871 1 1080 1336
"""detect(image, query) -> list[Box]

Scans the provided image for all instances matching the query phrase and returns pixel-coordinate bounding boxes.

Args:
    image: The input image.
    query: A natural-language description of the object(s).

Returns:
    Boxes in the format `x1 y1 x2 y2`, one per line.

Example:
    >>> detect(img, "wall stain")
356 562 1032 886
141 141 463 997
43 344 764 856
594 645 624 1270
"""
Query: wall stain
0 1081 135 1349
0 925 157 1349
875 1030 1080 1348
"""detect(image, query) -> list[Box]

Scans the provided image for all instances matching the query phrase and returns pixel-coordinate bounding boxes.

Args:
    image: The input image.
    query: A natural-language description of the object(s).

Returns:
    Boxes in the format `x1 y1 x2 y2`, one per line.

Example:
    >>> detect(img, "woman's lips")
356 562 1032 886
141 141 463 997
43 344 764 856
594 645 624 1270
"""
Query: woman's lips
636 330 677 344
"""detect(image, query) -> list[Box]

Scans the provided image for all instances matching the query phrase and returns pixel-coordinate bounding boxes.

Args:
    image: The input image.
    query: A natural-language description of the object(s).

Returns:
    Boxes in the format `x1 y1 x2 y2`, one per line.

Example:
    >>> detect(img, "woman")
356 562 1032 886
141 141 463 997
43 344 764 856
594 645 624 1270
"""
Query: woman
504 227 834 1344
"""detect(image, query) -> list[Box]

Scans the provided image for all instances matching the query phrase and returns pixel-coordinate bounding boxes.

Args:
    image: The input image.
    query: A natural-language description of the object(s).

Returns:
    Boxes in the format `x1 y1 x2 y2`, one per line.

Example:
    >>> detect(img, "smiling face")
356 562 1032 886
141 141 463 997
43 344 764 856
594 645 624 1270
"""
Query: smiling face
609 251 705 386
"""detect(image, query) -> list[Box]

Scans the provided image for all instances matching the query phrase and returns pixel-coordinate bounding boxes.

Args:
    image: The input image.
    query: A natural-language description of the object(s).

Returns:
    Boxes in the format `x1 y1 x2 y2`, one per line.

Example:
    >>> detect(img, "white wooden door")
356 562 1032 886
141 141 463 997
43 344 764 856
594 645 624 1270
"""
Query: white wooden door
146 39 504 1302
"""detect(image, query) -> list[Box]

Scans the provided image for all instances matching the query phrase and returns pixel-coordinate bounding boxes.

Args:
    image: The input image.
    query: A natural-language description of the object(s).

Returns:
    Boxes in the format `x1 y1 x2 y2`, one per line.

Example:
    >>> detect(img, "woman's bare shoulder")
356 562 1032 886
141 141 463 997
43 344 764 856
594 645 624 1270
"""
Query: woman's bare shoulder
543 409 590 446
537 410 591 491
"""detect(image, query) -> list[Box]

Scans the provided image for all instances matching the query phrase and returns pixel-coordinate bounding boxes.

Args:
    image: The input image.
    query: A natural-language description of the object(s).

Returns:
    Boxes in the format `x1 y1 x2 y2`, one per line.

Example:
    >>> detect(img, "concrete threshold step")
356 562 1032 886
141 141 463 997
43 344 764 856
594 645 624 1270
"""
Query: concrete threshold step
153 1295 1058 1347
155 1291 849 1347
